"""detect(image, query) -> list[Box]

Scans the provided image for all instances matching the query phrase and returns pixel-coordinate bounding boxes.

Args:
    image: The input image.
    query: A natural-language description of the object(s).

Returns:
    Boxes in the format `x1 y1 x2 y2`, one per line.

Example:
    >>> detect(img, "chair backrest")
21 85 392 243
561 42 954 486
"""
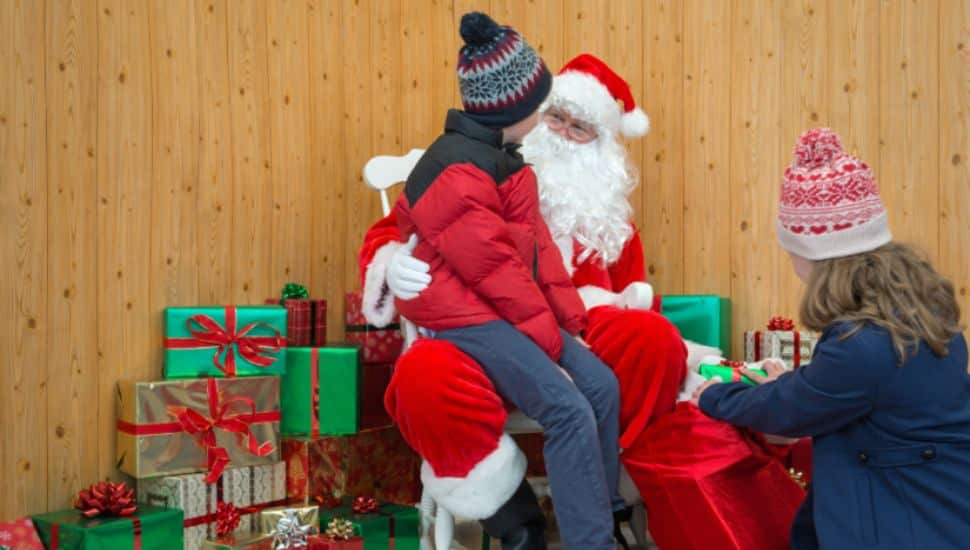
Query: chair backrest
363 148 425 216
362 149 425 348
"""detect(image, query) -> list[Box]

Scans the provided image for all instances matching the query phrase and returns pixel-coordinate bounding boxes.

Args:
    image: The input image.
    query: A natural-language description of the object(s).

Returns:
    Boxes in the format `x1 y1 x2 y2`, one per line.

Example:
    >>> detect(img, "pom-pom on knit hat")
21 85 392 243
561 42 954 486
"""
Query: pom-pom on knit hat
777 128 892 260
457 12 552 129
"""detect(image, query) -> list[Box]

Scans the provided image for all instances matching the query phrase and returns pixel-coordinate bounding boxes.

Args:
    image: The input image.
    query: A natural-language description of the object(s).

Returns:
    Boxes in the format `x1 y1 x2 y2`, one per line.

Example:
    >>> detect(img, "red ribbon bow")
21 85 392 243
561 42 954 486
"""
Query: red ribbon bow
166 307 285 376
352 496 379 514
168 378 276 483
767 316 795 331
215 502 241 536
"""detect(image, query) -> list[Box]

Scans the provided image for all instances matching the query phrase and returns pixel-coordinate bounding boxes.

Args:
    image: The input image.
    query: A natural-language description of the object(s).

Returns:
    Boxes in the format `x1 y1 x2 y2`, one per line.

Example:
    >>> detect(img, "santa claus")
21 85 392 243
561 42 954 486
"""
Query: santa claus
361 54 805 549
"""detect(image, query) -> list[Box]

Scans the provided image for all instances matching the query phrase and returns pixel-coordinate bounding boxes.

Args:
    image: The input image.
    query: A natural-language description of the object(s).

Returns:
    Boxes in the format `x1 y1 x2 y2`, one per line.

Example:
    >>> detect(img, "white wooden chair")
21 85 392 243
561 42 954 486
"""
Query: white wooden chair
363 150 647 549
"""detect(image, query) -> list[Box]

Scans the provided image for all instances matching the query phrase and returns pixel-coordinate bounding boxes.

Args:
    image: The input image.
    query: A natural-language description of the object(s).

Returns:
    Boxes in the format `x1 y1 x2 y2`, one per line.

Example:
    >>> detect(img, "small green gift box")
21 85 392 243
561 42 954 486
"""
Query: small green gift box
698 364 766 386
319 499 419 550
660 295 731 357
281 346 361 436
164 306 287 378
32 504 183 550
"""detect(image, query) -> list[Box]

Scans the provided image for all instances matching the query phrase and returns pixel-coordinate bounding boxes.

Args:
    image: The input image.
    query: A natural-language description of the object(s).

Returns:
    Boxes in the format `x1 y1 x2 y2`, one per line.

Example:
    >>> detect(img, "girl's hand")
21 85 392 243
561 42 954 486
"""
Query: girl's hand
690 378 720 406
741 360 787 385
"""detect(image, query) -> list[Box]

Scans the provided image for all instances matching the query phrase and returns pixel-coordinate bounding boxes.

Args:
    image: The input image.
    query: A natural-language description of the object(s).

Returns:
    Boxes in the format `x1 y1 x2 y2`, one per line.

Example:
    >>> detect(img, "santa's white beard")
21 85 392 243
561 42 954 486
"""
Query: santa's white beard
522 123 635 266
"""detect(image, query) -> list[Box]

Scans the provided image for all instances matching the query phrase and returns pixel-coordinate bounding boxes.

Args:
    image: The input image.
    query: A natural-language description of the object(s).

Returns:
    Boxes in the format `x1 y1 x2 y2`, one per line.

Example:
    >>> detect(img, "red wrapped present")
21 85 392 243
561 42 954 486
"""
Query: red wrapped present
511 432 546 477
282 427 420 506
622 403 806 550
345 291 404 364
0 517 44 550
265 298 328 347
359 362 393 431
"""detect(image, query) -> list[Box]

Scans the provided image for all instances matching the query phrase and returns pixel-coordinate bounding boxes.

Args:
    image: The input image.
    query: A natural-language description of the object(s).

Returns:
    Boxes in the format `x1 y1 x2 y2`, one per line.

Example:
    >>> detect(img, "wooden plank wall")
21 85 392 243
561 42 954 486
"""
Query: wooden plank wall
1 0 967 519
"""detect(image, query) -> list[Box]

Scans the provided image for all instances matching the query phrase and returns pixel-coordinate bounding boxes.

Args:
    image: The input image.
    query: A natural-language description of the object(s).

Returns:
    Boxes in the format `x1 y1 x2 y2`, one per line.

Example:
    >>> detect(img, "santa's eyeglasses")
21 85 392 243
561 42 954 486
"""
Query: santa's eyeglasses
542 108 598 144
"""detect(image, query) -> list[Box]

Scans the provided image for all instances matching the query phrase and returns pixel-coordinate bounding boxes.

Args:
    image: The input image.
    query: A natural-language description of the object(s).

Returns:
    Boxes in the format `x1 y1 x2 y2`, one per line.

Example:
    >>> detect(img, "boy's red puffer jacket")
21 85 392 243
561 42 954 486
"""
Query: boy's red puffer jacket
394 110 586 361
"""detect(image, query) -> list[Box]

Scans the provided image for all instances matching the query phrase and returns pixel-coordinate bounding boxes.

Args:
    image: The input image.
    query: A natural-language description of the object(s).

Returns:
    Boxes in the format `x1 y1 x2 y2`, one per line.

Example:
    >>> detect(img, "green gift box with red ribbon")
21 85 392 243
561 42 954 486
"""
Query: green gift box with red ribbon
32 504 183 550
318 498 419 550
281 346 360 437
164 306 288 379
698 363 767 386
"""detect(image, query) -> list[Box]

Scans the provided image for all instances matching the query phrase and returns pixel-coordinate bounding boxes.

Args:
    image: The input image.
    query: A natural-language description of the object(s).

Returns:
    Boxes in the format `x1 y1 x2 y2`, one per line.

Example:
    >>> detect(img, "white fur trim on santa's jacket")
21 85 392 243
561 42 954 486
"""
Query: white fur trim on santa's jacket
577 285 621 310
420 433 526 520
618 281 654 311
362 241 401 328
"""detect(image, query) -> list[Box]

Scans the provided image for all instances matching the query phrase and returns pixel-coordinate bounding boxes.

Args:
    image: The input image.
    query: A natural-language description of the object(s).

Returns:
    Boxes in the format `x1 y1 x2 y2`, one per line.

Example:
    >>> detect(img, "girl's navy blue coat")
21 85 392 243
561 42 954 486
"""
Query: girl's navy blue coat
700 322 970 549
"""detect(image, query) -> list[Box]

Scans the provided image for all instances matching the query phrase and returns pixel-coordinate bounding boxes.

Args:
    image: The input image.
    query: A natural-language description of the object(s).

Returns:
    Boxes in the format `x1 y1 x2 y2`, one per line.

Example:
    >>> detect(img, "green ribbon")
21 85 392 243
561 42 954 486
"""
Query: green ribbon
281 283 309 303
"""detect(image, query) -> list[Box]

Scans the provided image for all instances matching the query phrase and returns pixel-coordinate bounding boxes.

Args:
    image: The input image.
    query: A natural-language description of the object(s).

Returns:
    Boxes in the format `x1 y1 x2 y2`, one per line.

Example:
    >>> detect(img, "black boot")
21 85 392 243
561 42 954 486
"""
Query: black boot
479 479 547 550
613 506 633 550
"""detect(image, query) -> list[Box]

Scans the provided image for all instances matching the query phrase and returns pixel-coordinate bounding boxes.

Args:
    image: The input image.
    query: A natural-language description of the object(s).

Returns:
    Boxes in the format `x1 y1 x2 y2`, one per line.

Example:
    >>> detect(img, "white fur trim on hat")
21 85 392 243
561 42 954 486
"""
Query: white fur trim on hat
775 212 892 261
420 433 526 520
362 241 401 328
550 72 623 135
620 107 650 138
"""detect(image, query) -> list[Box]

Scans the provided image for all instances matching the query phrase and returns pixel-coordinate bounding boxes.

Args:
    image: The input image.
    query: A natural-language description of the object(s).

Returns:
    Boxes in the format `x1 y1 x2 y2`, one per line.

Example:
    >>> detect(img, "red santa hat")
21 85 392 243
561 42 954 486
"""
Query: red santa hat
551 54 650 138
384 339 526 519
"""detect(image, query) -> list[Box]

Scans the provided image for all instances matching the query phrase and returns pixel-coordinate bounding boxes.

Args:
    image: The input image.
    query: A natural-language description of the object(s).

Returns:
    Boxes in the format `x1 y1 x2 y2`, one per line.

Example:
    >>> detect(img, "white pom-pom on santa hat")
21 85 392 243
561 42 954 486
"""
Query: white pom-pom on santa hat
552 53 650 138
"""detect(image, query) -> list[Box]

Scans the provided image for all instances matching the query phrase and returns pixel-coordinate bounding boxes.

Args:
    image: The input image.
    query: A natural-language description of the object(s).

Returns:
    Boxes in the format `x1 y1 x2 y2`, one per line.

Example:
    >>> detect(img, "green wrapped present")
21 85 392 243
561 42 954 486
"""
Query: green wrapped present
32 504 183 550
282 346 360 436
164 306 287 378
660 295 731 357
319 498 419 550
698 363 765 386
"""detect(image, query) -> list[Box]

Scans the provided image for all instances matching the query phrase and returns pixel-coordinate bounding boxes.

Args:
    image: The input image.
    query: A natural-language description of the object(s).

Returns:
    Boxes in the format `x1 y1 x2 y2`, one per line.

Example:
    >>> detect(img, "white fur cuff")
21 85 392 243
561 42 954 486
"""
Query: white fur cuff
420 434 526 520
362 241 401 328
578 285 621 310
684 339 723 373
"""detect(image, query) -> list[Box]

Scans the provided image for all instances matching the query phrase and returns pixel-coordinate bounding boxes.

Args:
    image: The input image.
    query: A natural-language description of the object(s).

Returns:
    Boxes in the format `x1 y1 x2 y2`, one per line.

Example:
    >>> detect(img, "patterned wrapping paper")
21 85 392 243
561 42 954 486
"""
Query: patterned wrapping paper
344 292 404 364
282 428 420 506
116 377 281 480
32 505 183 550
137 462 287 550
164 306 287 379
0 517 44 550
264 298 328 347
744 330 817 369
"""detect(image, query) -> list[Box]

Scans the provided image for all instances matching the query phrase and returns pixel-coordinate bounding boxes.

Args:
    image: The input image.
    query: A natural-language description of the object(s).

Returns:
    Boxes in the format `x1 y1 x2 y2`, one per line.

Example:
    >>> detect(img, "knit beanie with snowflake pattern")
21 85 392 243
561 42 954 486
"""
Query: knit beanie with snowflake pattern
456 12 552 129
777 128 892 260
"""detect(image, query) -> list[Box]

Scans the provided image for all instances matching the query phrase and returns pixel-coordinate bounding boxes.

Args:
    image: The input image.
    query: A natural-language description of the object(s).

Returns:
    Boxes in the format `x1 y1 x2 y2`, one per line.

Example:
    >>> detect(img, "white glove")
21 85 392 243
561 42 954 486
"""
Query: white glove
387 234 431 300
618 282 654 310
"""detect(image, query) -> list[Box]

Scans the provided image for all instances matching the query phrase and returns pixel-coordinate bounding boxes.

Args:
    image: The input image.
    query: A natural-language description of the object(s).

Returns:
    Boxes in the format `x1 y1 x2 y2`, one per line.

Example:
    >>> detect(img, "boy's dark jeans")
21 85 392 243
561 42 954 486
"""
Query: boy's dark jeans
437 321 622 550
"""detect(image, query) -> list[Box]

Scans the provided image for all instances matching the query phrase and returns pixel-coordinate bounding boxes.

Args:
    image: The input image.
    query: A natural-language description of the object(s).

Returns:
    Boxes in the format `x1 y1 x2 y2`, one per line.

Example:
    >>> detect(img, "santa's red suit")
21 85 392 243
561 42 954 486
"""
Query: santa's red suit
361 53 805 549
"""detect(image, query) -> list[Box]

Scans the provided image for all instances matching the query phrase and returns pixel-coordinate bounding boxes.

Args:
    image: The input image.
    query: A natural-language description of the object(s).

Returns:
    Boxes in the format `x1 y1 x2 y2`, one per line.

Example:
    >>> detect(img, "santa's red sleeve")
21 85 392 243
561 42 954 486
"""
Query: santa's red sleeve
608 226 661 312
358 211 404 327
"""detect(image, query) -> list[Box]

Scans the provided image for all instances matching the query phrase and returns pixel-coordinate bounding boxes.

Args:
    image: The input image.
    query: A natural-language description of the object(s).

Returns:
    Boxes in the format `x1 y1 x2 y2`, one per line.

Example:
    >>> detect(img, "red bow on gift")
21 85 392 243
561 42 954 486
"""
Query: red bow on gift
352 496 379 514
767 316 795 331
168 378 276 483
75 481 138 518
215 502 241 536
167 307 285 376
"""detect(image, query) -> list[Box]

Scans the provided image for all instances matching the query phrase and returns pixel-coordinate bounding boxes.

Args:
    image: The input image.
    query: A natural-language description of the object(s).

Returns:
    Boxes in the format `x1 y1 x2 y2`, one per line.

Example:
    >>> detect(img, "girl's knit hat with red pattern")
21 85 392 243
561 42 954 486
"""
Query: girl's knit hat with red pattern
776 128 892 260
